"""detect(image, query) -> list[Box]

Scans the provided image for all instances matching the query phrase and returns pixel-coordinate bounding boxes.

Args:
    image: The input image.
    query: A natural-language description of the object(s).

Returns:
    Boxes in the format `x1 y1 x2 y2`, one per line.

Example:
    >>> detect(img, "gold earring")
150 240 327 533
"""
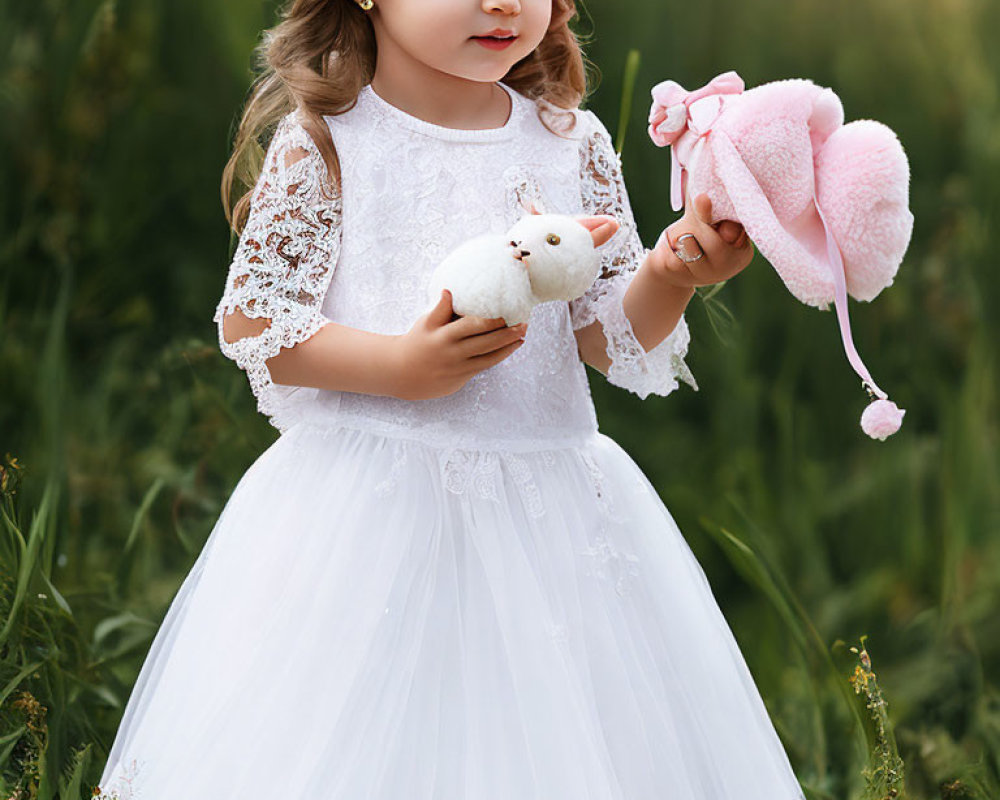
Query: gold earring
357 0 373 9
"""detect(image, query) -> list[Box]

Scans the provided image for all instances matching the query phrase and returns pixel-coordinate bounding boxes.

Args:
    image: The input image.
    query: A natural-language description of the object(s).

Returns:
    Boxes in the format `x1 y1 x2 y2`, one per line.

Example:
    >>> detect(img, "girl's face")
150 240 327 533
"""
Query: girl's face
369 0 553 84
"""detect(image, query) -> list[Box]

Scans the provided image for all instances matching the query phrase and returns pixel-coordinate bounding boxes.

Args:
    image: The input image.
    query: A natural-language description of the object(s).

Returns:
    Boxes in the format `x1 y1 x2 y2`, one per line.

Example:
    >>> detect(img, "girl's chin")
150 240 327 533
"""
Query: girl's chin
449 66 511 84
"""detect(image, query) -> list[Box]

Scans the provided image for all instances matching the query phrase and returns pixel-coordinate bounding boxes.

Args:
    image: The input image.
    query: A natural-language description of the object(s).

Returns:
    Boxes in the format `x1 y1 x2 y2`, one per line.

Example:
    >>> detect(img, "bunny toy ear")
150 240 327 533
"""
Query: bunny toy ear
519 198 546 216
576 215 620 249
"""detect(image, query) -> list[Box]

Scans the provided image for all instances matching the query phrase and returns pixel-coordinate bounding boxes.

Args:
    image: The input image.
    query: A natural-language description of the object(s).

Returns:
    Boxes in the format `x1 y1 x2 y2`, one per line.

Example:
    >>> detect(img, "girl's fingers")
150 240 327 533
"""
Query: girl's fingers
686 196 729 263
428 290 455 327
459 324 526 357
651 195 756 287
446 312 510 338
692 193 748 247
692 193 714 226
654 228 696 275
694 196 746 249
694 199 753 268
673 233 704 262
717 219 744 244
466 337 525 371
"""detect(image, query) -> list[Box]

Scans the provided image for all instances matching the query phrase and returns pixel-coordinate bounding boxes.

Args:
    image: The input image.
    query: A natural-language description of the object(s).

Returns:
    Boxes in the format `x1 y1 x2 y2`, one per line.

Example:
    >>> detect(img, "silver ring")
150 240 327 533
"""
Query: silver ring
673 233 704 263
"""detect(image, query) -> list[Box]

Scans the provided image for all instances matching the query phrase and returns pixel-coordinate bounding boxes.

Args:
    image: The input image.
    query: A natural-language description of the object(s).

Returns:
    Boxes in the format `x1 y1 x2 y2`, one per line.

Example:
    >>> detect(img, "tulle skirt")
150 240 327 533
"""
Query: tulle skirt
98 422 806 799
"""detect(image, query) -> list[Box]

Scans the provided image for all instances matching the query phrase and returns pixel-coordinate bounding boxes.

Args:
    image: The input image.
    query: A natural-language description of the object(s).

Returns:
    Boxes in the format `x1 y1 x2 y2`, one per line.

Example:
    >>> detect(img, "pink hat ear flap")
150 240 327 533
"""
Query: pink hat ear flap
815 120 914 302
709 131 835 308
713 128 905 440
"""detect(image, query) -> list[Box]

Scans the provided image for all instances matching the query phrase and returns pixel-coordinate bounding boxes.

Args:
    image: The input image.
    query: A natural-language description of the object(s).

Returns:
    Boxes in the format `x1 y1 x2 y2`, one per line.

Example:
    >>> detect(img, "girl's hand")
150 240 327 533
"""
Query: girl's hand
390 290 527 401
647 193 755 289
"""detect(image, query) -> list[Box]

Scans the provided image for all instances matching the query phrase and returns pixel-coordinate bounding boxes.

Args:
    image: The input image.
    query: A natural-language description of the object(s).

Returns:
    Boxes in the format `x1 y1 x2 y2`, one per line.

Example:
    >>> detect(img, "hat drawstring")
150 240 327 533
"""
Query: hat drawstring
814 196 906 439
813 196 887 399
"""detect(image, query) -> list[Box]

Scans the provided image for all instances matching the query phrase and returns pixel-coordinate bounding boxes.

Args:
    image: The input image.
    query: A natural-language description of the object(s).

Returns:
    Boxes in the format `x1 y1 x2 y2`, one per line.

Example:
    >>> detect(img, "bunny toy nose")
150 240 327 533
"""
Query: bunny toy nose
510 240 531 264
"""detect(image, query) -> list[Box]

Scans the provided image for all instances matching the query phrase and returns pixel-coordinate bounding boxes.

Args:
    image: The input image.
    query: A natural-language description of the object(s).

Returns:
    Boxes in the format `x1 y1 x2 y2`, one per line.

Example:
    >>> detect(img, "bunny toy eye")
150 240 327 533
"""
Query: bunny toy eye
545 234 561 245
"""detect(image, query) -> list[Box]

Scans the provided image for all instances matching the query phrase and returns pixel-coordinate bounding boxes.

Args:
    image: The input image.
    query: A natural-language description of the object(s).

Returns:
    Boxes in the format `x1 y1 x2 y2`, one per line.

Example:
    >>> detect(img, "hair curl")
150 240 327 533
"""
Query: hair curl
221 0 598 233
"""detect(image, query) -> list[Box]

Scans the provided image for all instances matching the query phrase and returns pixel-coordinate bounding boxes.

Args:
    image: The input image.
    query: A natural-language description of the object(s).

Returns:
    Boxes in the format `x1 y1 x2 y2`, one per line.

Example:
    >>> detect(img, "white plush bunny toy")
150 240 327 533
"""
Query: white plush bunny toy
427 207 620 325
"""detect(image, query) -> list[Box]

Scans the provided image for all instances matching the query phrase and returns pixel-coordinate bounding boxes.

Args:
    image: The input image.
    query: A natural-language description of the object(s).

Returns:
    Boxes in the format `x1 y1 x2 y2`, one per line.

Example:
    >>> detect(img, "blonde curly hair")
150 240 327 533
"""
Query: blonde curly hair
221 0 598 233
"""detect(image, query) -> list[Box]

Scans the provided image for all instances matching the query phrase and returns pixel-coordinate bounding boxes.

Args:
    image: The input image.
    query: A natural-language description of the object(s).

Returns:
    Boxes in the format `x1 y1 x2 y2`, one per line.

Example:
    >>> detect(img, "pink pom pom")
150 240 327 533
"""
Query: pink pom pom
860 398 905 440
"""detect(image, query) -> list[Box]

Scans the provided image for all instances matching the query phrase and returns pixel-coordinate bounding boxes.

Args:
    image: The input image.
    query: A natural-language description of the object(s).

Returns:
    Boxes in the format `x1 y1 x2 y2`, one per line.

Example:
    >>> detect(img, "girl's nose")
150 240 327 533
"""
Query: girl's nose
483 0 520 12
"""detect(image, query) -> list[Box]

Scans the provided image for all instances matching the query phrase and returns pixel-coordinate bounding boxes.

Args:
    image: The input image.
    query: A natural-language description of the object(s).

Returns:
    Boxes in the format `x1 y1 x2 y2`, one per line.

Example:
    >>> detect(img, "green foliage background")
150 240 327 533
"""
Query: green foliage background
0 0 997 797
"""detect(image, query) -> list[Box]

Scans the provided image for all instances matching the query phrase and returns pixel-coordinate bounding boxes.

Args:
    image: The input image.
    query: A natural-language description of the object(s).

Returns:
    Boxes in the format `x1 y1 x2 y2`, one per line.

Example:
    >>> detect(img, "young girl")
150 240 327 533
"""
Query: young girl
97 1 807 797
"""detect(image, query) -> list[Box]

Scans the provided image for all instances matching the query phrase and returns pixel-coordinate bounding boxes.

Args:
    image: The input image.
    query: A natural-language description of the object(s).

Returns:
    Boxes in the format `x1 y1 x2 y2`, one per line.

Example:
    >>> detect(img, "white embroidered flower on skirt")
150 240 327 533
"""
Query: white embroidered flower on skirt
438 447 548 519
579 534 642 597
92 757 143 799
546 619 570 644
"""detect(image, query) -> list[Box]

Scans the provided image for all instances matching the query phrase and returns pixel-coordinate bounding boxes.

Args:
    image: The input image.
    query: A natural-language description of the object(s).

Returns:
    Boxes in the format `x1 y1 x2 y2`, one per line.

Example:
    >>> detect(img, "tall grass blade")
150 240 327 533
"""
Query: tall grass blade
58 742 93 800
700 511 868 749
0 478 56 647
123 477 165 555
0 661 44 709
614 48 641 156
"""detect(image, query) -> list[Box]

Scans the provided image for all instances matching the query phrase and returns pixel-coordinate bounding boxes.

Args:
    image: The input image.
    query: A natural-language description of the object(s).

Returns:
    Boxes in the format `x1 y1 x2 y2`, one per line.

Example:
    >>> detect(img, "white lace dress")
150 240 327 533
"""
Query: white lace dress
97 82 806 800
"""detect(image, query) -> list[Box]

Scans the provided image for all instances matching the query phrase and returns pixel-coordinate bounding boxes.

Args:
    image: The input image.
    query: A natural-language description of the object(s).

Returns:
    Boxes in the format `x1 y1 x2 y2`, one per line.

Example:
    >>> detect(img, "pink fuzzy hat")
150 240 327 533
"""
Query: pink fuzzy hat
648 71 913 440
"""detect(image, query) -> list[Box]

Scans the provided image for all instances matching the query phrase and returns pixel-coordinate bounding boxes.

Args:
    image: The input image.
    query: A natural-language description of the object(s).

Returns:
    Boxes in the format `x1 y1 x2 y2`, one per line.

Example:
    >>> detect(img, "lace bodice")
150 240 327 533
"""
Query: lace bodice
213 81 697 449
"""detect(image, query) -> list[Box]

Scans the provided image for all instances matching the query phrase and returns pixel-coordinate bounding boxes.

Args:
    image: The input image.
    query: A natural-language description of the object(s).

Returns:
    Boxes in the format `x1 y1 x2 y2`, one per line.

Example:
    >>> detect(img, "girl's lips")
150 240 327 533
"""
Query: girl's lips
471 35 517 51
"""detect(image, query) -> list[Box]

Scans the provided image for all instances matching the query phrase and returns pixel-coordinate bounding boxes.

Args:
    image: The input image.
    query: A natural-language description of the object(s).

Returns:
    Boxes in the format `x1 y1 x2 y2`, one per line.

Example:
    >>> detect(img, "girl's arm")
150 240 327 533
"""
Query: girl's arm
224 291 527 403
574 270 694 375
570 111 751 392
222 311 402 397
575 192 751 373
568 110 698 399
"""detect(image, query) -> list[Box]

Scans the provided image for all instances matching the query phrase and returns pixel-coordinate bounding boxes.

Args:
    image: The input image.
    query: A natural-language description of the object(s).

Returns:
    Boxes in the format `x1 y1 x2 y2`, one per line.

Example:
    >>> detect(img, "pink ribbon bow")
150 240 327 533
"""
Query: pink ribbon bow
648 71 745 211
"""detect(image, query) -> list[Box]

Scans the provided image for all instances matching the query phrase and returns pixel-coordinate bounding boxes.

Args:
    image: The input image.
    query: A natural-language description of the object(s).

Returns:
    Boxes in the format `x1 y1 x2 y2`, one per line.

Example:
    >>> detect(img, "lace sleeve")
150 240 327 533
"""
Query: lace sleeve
213 111 342 428
570 110 697 399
